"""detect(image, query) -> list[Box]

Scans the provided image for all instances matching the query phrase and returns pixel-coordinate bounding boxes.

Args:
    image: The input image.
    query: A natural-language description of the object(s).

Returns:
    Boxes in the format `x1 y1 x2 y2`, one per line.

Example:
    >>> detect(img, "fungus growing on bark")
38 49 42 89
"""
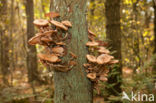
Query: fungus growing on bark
38 53 60 63
88 29 96 37
97 54 113 64
50 20 68 31
52 46 64 55
33 19 49 27
86 41 99 47
87 73 96 81
45 12 60 18
86 54 97 63
99 75 108 82
28 35 41 45
98 47 110 54
62 20 72 27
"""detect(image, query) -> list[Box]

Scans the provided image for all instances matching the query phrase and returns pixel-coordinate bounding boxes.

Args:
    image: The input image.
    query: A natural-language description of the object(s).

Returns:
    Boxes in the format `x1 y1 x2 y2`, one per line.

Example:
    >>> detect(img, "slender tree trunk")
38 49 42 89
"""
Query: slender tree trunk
25 0 39 82
105 0 122 101
0 0 10 85
153 0 156 77
50 0 93 103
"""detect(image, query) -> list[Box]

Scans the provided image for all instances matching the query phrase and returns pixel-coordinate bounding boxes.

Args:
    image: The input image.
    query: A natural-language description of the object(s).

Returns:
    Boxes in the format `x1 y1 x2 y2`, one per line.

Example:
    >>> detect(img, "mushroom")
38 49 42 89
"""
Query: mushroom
109 59 119 64
52 46 64 54
61 20 72 27
86 41 99 47
41 36 52 42
86 54 97 63
56 42 66 46
38 53 60 63
28 34 42 45
50 20 68 31
45 12 60 18
88 29 96 37
98 47 110 54
97 54 113 64
87 73 96 80
33 19 49 27
99 75 108 82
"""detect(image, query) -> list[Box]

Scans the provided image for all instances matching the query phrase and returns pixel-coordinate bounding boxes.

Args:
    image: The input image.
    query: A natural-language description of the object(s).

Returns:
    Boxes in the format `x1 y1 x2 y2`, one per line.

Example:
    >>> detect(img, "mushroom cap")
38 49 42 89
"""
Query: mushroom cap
61 20 72 27
28 35 42 45
86 54 97 63
99 75 108 82
52 46 64 54
56 42 66 45
33 19 49 27
50 20 68 31
98 47 110 54
109 60 119 64
38 53 60 63
42 30 57 36
41 36 52 42
88 29 96 36
86 41 99 47
45 12 60 18
97 54 113 64
87 73 96 80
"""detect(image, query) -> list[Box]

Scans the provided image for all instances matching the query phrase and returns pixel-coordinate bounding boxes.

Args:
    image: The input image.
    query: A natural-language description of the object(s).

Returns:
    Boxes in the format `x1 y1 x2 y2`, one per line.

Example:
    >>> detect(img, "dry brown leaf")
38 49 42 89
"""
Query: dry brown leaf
86 54 97 63
50 20 68 31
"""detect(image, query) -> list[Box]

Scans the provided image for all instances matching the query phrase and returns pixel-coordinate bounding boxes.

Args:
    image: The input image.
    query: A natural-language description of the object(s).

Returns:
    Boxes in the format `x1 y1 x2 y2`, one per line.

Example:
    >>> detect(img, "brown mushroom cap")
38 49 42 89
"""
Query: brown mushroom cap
42 30 57 36
86 41 99 47
86 54 97 63
61 20 72 27
38 53 60 63
97 54 113 64
56 42 66 45
87 73 96 80
50 20 68 31
28 35 42 45
98 47 110 54
52 47 64 54
41 36 52 42
99 75 108 82
88 29 96 36
33 19 49 27
45 12 60 18
109 60 119 64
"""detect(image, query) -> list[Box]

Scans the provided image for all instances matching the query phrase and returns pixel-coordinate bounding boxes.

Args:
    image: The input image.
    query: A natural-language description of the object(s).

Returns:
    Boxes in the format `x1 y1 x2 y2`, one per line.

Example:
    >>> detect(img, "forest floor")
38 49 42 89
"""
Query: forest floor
0 67 148 103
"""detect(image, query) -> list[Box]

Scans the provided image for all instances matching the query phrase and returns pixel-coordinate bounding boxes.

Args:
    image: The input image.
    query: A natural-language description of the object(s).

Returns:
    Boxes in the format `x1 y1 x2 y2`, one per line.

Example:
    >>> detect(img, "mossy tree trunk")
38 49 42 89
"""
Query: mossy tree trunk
50 0 93 103
105 0 122 100
25 0 39 83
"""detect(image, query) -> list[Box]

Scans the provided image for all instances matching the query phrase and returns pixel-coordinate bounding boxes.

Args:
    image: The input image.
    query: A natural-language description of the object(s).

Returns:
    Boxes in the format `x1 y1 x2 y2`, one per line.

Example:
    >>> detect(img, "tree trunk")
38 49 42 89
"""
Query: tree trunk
0 0 10 85
153 0 156 77
50 0 93 103
105 0 122 99
25 0 39 82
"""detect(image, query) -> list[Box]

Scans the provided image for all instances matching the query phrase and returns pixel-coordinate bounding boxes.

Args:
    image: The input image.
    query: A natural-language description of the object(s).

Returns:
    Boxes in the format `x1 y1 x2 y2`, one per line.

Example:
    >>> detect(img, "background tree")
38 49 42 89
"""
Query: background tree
105 0 122 99
0 0 10 85
25 0 39 82
50 0 93 103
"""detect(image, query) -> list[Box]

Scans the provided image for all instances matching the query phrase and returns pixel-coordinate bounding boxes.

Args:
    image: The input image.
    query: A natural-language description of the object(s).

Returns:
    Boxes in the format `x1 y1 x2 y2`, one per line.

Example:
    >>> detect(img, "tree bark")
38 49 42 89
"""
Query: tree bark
0 0 10 85
25 0 39 82
105 0 122 99
50 0 93 103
